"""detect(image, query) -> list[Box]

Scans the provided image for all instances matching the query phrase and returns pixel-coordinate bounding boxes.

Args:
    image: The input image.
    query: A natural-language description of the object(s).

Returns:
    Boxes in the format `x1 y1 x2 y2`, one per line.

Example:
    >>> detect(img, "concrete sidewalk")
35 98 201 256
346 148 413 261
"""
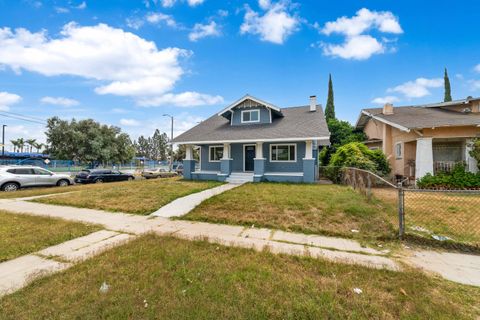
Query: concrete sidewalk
0 193 479 291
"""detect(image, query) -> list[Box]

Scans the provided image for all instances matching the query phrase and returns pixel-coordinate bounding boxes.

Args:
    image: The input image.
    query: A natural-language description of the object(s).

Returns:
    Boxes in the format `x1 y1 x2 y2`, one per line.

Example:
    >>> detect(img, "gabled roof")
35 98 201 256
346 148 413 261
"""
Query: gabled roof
356 104 480 132
173 104 330 144
217 94 282 117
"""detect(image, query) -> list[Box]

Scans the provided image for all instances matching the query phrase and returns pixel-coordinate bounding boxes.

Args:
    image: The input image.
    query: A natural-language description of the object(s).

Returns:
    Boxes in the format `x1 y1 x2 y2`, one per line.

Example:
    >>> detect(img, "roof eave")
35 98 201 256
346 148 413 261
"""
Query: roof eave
359 110 411 132
217 94 282 117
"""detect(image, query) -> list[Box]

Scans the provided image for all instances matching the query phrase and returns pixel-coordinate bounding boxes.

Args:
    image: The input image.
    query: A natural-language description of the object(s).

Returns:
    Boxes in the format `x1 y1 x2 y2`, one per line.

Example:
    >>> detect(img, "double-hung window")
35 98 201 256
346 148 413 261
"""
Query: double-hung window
209 146 224 162
270 144 296 162
241 110 260 123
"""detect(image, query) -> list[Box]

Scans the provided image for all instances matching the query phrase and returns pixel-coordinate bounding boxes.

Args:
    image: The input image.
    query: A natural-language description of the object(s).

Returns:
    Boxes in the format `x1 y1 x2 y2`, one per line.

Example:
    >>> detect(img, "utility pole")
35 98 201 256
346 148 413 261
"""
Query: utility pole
1 125 6 158
163 114 174 172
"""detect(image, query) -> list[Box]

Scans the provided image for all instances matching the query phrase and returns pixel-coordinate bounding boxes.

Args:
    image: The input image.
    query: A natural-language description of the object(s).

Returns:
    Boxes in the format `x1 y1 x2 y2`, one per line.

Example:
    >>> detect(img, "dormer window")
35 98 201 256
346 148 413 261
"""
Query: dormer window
241 110 260 123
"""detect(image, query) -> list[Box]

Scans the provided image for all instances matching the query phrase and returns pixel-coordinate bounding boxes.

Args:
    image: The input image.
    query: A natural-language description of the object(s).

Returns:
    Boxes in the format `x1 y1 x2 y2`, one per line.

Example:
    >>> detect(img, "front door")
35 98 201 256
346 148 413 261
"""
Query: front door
244 145 255 172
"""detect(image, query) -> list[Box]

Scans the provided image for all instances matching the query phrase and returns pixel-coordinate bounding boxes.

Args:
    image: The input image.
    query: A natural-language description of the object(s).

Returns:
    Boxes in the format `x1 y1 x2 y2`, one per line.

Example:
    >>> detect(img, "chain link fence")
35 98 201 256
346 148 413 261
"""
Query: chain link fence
320 166 480 251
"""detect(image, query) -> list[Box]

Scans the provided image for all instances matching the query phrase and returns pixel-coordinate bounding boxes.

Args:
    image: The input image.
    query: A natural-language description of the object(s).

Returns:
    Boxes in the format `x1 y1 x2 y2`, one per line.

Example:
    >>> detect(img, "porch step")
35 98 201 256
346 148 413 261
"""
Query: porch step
226 172 254 184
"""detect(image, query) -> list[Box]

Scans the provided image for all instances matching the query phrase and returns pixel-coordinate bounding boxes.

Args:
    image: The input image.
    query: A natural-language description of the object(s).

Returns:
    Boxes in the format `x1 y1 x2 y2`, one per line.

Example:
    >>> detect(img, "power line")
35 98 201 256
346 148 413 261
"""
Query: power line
0 110 46 122
0 112 47 125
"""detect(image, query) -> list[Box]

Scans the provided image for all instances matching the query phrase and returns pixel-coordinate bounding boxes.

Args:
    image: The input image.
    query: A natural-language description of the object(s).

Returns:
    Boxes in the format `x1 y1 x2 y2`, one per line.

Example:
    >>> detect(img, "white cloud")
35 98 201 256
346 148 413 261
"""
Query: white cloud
0 91 21 111
146 12 177 27
120 118 141 126
187 0 204 6
40 96 80 107
322 35 384 60
371 95 400 104
189 21 220 42
111 108 130 114
474 64 480 73
217 9 229 17
240 1 300 44
76 1 87 10
388 78 443 98
319 8 402 60
469 80 480 91
137 91 223 107
55 7 70 13
322 8 402 37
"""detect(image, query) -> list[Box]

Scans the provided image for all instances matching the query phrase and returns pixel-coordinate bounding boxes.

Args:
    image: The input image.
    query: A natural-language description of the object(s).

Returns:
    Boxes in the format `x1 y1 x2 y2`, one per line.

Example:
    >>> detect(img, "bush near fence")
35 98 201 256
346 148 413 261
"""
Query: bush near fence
321 166 480 251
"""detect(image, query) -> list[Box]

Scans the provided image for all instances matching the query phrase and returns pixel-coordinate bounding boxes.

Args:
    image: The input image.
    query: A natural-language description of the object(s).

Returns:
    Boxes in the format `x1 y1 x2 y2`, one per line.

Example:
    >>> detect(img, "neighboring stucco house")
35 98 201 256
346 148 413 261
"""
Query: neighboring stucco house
356 97 480 181
172 95 330 183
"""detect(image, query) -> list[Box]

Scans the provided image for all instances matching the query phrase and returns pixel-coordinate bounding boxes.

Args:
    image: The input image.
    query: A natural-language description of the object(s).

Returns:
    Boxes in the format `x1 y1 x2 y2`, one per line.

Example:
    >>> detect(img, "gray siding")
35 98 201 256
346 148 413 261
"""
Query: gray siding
231 106 271 126
200 145 221 171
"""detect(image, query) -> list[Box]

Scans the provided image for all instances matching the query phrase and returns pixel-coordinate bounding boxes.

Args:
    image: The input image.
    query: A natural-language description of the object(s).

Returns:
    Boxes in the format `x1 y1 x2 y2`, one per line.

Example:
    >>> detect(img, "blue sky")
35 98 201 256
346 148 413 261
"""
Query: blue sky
0 0 480 148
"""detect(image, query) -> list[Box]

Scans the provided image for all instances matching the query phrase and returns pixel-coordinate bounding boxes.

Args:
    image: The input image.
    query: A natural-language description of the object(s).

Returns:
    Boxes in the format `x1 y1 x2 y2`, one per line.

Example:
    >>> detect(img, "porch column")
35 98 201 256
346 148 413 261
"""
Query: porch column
465 139 479 173
415 137 433 180
303 140 315 183
254 142 265 182
220 143 232 180
183 144 195 180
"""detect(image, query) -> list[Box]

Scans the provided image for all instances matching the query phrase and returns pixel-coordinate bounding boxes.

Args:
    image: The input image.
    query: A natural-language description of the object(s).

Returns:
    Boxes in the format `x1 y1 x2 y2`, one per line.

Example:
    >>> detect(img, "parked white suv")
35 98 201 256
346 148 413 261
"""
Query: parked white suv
0 166 74 192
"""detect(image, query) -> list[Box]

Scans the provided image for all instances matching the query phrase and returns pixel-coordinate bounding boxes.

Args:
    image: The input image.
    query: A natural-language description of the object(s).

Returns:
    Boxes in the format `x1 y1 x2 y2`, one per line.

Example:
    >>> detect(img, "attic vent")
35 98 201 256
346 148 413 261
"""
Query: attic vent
462 107 472 113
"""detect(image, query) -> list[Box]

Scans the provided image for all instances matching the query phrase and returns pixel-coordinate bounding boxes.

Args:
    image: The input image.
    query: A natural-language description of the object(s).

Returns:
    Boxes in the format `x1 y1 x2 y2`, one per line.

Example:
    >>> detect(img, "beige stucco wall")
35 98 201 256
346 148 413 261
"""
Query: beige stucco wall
362 117 480 177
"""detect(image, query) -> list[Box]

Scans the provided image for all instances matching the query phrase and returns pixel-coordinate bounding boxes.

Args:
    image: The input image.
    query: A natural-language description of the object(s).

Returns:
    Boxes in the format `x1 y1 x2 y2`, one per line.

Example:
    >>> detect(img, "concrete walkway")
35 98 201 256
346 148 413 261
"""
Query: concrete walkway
0 189 479 295
151 183 241 218
0 230 134 297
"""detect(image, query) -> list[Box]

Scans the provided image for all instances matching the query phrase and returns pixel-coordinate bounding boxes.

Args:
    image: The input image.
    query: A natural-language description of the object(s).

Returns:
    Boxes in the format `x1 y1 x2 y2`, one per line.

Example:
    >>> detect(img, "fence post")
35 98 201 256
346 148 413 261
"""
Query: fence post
366 173 372 201
397 182 405 239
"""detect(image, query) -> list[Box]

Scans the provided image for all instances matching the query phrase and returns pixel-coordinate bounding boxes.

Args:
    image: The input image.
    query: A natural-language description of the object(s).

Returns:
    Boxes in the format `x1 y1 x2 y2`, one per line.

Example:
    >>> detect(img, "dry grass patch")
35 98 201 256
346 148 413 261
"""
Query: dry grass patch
373 188 480 245
183 183 396 240
1 235 479 319
0 211 100 262
32 178 223 215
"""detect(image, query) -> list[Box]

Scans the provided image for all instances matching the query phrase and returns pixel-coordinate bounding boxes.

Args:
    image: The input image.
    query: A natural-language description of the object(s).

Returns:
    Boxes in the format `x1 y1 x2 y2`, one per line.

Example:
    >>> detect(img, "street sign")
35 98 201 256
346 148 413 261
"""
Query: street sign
44 159 51 164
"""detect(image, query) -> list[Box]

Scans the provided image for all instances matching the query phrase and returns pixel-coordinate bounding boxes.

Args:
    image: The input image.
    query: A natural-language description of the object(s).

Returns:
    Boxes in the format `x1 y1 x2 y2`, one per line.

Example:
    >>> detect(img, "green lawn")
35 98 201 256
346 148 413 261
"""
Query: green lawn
183 183 397 241
32 178 223 215
1 235 478 319
0 211 100 262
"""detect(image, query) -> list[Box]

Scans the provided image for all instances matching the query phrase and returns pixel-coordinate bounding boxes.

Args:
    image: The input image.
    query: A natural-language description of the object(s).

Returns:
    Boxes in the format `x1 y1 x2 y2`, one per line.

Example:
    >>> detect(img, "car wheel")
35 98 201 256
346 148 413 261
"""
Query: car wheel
57 179 70 187
95 178 104 184
128 177 134 181
2 182 19 192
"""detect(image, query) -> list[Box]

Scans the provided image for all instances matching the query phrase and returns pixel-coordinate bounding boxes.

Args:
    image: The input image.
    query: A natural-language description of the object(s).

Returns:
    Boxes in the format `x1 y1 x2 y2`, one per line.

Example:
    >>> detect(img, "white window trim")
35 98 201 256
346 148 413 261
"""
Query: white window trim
270 143 297 162
241 109 260 124
395 142 403 159
209 145 224 162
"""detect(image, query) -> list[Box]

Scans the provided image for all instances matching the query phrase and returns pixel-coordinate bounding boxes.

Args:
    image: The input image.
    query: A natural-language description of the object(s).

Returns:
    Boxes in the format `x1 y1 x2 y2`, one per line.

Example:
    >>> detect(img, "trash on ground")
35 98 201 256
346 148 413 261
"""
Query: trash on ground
353 288 363 294
432 234 451 241
351 229 359 233
99 282 110 294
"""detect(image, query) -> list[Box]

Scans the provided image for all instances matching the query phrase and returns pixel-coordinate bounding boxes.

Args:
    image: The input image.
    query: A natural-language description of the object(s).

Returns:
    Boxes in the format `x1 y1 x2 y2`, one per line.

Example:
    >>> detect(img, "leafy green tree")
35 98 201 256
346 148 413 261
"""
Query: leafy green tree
469 138 480 170
325 74 335 121
45 117 135 164
319 118 367 165
444 68 452 102
26 139 36 153
133 130 169 160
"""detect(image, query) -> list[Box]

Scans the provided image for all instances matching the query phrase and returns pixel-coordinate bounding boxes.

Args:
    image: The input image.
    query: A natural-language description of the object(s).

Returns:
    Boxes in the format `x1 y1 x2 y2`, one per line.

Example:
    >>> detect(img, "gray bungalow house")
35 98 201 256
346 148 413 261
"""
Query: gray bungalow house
172 95 330 183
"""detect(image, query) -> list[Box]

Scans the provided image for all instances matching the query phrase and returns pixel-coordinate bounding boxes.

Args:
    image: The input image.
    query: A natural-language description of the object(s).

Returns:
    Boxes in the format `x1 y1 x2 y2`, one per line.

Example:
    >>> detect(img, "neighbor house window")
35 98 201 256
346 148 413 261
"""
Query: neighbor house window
270 144 296 162
241 110 260 123
395 143 402 159
209 146 224 162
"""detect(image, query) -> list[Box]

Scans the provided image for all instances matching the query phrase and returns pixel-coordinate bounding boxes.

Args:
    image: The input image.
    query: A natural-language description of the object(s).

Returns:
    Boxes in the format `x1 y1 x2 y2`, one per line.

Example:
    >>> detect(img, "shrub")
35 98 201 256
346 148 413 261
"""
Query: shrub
417 163 480 189
328 142 391 176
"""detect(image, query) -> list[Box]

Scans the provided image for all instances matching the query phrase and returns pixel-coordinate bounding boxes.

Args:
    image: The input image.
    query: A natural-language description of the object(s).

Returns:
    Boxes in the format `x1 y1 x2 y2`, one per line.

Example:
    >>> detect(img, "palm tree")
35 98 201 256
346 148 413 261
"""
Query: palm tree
33 142 44 153
16 138 25 153
10 140 18 153
26 139 36 153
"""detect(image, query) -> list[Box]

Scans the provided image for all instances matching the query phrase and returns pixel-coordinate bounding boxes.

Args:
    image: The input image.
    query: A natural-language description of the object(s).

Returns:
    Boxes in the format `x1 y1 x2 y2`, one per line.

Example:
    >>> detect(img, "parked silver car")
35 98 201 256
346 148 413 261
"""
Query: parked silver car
0 166 74 192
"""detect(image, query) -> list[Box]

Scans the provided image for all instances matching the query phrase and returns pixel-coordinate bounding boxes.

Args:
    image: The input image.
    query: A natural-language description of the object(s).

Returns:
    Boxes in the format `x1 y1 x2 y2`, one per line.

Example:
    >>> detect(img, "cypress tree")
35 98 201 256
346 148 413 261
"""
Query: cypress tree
325 74 335 120
444 68 452 102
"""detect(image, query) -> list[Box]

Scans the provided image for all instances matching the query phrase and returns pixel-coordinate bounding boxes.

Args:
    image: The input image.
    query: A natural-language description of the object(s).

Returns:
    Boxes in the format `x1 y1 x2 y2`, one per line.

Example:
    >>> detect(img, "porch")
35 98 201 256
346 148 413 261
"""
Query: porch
181 140 319 183
409 138 478 179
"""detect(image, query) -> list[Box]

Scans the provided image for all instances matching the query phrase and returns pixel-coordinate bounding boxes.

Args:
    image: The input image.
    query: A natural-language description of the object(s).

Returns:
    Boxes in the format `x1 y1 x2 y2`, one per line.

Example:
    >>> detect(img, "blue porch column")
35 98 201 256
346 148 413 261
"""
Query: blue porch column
253 142 265 182
219 143 232 181
183 145 196 180
303 140 316 183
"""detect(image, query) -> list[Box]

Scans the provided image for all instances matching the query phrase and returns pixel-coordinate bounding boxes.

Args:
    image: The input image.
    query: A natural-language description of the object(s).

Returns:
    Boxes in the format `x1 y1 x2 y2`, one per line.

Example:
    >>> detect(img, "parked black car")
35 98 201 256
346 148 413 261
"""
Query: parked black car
74 169 135 184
